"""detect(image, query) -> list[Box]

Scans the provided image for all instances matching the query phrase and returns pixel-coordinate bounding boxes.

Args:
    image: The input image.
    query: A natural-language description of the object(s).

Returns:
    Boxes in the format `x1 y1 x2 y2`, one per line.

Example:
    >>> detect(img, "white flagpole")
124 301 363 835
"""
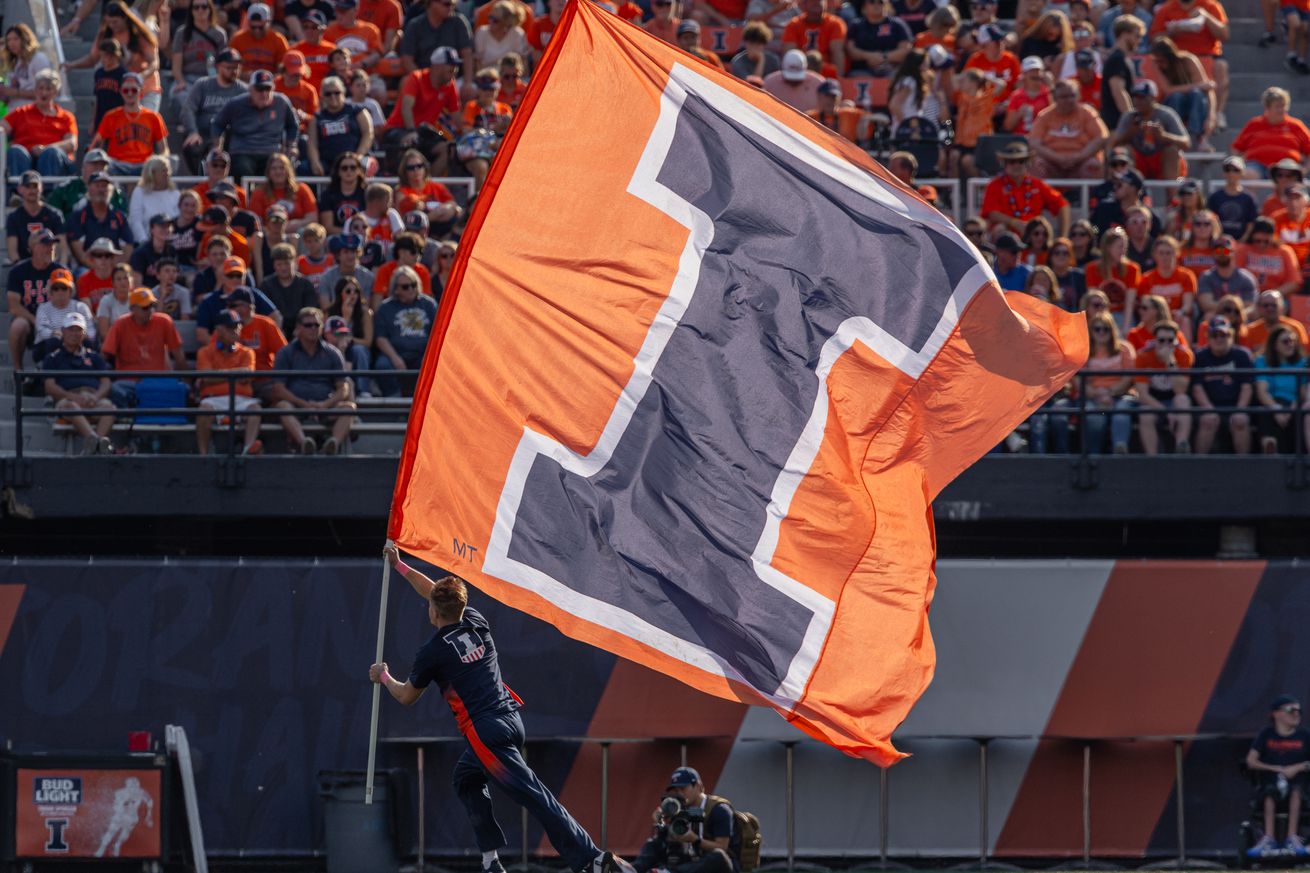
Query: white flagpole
365 546 392 805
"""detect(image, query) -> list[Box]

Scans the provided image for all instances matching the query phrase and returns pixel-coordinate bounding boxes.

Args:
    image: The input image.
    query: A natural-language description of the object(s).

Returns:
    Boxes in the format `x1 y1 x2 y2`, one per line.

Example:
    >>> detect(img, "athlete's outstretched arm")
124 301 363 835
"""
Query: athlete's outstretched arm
384 542 435 600
369 662 424 706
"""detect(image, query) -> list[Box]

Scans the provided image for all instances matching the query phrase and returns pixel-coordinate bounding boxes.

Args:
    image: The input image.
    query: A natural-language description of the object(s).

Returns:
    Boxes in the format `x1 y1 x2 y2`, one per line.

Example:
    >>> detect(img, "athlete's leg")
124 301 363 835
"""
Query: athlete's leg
471 712 601 871
454 746 508 853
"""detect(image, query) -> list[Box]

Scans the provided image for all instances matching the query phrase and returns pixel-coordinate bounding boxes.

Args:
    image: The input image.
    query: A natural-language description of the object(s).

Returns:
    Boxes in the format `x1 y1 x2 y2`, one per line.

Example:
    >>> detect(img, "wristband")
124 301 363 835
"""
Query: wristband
394 558 413 576
380 669 393 685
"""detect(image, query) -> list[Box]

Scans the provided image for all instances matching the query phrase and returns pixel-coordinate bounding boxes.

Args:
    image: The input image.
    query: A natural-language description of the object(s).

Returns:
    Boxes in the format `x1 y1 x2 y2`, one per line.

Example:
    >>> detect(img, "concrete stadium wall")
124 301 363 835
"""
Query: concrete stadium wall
0 558 1300 859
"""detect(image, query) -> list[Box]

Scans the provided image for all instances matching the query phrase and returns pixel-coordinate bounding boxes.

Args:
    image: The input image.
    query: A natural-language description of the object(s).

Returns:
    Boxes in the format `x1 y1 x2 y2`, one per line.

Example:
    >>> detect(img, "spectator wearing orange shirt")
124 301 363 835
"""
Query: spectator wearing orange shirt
1071 50 1100 109
1247 290 1310 351
914 5 958 57
1 70 77 176
276 51 320 133
250 154 320 234
643 0 680 44
373 233 434 303
1085 226 1143 324
1261 158 1303 217
526 0 565 62
229 3 289 79
325 0 384 70
1237 217 1302 296
1003 57 1050 137
783 0 847 71
90 72 168 176
981 141 1070 237
1273 185 1310 284
676 20 727 72
963 24 1021 102
359 0 405 54
807 79 870 145
1234 88 1310 179
226 285 290 374
1138 235 1197 336
290 12 337 89
195 309 265 456
1028 77 1107 179
1148 0 1228 129
458 68 514 190
949 68 994 178
101 287 187 407
1134 319 1193 455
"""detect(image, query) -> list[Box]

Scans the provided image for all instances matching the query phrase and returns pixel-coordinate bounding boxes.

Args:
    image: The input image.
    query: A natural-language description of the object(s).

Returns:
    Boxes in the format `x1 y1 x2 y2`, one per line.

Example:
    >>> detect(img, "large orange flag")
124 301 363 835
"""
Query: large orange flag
389 0 1087 765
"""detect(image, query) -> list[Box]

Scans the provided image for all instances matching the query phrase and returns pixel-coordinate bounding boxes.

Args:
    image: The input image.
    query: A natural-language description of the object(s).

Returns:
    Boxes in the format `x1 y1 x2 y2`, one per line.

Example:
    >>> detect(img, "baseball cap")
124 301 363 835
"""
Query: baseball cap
334 0 358 9
972 0 997 5
1130 79 1157 98
129 287 157 307
781 48 807 82
266 203 290 221
993 231 1025 252
122 71 143 89
209 181 240 201
1108 146 1133 165
1074 49 1096 68
215 47 241 65
87 237 121 255
1118 169 1145 190
223 256 247 275
1222 154 1246 172
976 24 1005 45
62 311 88 330
30 228 56 246
329 233 363 253
667 766 700 789
1272 157 1304 176
304 10 328 26
247 2 272 19
926 44 953 70
227 286 256 305
207 148 231 165
1178 180 1200 195
677 19 700 36
430 46 461 67
283 50 306 72
213 309 241 330
87 171 112 185
325 315 351 336
404 210 430 231
251 69 275 89
149 212 174 227
83 148 109 165
48 268 74 288
19 170 41 187
1273 694 1302 711
202 205 231 226
817 78 841 97
1207 315 1233 335
1021 55 1043 73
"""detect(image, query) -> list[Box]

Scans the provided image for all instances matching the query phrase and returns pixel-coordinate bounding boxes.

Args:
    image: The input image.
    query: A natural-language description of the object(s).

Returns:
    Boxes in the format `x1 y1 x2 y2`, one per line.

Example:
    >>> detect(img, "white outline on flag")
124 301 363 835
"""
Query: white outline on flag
482 63 991 710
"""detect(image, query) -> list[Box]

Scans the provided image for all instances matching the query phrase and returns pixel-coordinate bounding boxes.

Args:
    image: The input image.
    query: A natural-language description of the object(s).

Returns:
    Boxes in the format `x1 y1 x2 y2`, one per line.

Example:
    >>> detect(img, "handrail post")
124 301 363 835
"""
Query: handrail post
227 371 237 456
13 369 23 461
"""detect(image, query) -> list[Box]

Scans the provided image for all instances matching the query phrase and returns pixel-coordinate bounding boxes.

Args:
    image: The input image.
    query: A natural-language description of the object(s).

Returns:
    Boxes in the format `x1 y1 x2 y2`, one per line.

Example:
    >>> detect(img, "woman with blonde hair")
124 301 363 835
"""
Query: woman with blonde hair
65 1 161 111
1082 311 1138 454
128 155 180 241
250 153 319 233
0 24 52 109
1019 9 1074 65
475 0 530 69
1084 226 1142 329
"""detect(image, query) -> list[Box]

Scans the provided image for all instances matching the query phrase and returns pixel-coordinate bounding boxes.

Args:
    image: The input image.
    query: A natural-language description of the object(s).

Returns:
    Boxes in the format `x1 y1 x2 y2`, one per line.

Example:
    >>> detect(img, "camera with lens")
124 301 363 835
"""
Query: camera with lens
655 795 704 857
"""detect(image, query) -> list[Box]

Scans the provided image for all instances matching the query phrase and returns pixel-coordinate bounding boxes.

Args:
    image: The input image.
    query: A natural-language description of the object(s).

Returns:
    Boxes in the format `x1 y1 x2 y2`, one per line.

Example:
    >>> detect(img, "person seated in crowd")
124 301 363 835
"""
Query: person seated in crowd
7 171 66 266
764 48 822 112
325 0 384 71
384 46 464 177
289 12 337 88
1248 290 1310 351
1133 318 1193 454
224 286 288 413
151 258 190 319
100 287 187 408
1147 0 1228 130
1246 695 1310 856
732 22 781 81
128 158 181 245
321 232 375 302
47 150 124 223
1021 217 1054 267
308 77 375 176
269 307 356 455
1254 326 1308 454
130 214 177 288
674 20 725 72
1199 237 1260 313
1127 294 1188 354
324 313 372 398
92 248 133 336
1207 155 1259 241
1070 48 1100 109
275 50 319 137
373 233 433 303
963 24 1020 102
398 0 473 78
642 0 679 45
1083 311 1138 454
41 311 116 455
395 150 462 235
1191 315 1253 455
195 255 280 345
458 68 513 191
890 46 951 130
1018 9 1072 65
1124 204 1160 271
250 154 319 234
1239 219 1303 296
981 142 1071 238
260 243 322 336
32 269 94 364
7 228 65 371
1263 159 1305 218
783 0 846 71
1086 226 1142 328
180 49 248 174
212 69 301 179
991 232 1031 292
1273 185 1310 283
1149 36 1214 148
846 0 913 79
195 309 264 456
810 79 873 147
1108 80 1189 181
0 69 77 176
1002 57 1050 138
1028 77 1108 179
68 173 135 270
194 150 248 212
373 265 438 396
229 2 289 79
1234 88 1310 180
90 72 169 176
474 1 530 70
1138 235 1197 336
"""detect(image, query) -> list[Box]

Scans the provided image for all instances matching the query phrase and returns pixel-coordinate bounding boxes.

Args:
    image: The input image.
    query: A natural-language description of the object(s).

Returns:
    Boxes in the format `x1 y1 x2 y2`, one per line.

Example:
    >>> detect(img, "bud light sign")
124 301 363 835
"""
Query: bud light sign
33 777 82 806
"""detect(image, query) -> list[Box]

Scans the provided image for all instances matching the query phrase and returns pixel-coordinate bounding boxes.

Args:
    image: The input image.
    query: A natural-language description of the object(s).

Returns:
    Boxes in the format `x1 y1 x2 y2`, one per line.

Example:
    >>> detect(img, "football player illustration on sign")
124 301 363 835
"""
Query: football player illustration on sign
94 777 154 857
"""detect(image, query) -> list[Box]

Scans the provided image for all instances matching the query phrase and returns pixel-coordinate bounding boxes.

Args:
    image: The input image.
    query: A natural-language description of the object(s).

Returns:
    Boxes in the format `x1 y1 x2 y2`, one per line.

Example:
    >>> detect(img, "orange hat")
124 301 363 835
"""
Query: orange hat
283 50 306 72
223 256 246 275
48 268 74 288
129 287 157 307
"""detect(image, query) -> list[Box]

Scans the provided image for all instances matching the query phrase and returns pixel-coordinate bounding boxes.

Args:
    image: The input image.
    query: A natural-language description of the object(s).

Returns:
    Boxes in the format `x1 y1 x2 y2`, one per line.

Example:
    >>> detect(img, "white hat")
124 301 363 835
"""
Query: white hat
781 48 807 83
1021 55 1044 72
62 311 87 330
248 2 271 19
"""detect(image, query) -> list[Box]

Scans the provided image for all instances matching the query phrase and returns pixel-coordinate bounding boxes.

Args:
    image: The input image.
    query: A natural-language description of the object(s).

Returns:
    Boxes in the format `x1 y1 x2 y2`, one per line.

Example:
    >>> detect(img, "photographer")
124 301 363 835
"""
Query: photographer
634 768 740 873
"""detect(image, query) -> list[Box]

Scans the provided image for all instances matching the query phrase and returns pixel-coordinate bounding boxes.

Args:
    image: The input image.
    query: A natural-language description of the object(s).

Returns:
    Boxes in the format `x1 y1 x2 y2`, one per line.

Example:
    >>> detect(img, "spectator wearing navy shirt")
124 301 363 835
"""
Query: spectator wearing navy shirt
845 0 913 78
41 311 117 454
1191 315 1254 454
7 171 65 264
373 264 437 396
1207 156 1260 242
7 228 64 371
1247 695 1310 857
370 547 630 873
68 172 135 271
992 233 1032 292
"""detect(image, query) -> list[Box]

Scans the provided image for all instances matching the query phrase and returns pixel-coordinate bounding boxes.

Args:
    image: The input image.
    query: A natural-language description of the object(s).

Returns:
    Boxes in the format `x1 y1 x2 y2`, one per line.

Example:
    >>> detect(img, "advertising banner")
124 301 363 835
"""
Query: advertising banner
15 768 161 859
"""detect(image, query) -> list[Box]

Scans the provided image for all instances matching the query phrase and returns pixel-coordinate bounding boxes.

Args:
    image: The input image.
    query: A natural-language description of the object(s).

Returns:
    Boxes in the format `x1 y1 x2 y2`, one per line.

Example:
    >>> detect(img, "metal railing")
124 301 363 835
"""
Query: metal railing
13 367 418 459
2 173 477 203
965 176 1279 225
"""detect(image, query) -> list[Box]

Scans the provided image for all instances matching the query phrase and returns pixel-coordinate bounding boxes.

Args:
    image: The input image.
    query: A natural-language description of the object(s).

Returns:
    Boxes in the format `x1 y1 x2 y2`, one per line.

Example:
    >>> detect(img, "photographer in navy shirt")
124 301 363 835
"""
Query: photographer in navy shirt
1247 695 1310 856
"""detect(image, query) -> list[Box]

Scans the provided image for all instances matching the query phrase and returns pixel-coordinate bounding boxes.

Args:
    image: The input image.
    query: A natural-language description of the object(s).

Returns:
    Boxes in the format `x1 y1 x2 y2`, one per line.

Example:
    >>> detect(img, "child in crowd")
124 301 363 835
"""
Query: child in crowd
92 38 126 128
152 258 192 319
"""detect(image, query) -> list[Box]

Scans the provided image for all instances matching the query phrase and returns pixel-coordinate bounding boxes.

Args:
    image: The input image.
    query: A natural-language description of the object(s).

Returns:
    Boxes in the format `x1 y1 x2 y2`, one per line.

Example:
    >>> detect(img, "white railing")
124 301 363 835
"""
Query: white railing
916 178 962 224
965 176 1278 225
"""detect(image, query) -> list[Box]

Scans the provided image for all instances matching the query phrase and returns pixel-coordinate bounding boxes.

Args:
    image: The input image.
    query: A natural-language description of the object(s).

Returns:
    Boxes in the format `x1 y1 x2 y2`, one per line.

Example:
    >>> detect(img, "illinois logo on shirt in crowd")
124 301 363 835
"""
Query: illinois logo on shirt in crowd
388 0 1086 765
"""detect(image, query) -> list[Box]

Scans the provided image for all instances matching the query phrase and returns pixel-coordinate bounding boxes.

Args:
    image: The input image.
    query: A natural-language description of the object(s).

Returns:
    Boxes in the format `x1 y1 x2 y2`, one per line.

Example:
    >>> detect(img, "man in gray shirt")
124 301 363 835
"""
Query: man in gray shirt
210 70 300 179
1108 80 1189 181
181 48 248 173
400 0 473 86
1199 236 1260 308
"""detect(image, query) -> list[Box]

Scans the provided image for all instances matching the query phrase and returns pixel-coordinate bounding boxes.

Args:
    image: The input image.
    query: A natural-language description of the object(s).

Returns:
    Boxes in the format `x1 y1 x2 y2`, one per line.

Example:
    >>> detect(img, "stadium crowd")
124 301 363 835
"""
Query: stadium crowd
2 0 1309 455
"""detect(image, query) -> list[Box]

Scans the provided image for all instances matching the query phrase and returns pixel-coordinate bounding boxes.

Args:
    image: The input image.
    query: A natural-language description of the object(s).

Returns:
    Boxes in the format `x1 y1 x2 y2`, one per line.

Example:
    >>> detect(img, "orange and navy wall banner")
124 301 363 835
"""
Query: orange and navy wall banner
15 768 162 859
388 0 1087 765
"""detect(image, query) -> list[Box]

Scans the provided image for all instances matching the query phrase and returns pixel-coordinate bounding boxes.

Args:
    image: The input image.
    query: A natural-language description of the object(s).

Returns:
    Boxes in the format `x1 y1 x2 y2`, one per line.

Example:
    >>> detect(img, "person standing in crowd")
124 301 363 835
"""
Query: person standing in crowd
170 0 226 103
230 2 289 79
211 70 301 179
180 49 249 174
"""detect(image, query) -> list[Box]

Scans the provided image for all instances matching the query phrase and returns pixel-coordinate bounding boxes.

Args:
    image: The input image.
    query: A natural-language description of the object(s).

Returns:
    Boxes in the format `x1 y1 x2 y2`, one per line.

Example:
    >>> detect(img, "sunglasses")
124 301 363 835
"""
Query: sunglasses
340 164 360 171
396 282 418 290
92 252 115 259
323 89 344 96
270 215 286 223
438 252 455 259
193 3 210 8
1156 337 1176 344
405 164 426 171
1285 706 1304 714
301 321 322 328
1091 326 1110 334
1071 230 1090 237
1279 336 1298 344
120 87 140 95
1051 249 1070 256
1223 166 1241 172
225 270 243 277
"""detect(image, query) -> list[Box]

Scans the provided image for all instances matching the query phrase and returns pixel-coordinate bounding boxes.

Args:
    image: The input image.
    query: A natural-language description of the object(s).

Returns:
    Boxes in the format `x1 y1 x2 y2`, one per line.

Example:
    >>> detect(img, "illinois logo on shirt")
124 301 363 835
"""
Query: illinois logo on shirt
445 629 486 664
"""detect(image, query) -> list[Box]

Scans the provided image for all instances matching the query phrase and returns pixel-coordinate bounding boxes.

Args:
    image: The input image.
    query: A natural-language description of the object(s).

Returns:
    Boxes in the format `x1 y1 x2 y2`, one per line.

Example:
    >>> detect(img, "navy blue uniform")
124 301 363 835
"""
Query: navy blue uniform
1252 727 1310 797
408 607 601 871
